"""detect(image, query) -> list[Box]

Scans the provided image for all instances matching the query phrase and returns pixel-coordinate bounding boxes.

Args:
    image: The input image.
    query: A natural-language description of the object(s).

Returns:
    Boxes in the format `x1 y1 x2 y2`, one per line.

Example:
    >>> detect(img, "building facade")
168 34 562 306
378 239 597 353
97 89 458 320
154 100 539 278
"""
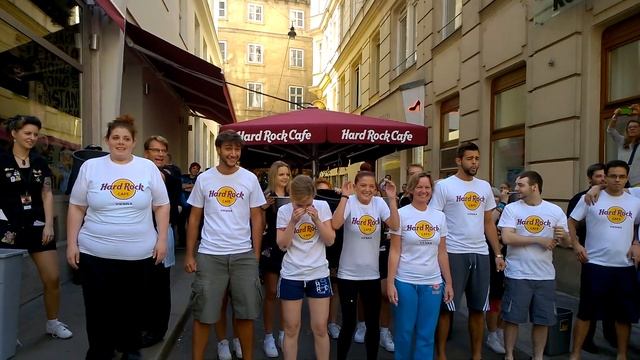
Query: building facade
312 0 640 294
0 0 233 240
212 0 317 121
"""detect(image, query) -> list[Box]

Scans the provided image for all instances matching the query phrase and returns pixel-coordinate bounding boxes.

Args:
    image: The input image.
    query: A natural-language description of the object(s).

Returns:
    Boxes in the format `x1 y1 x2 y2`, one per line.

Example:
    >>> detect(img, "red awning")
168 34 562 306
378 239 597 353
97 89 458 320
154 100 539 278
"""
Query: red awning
220 108 428 170
222 108 426 145
94 1 236 124
125 22 236 124
95 0 125 30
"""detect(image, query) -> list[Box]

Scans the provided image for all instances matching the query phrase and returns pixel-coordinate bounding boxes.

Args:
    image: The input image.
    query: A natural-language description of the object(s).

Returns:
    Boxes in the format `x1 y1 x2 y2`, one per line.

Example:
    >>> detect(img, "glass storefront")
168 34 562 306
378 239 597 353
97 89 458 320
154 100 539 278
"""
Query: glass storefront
0 1 83 194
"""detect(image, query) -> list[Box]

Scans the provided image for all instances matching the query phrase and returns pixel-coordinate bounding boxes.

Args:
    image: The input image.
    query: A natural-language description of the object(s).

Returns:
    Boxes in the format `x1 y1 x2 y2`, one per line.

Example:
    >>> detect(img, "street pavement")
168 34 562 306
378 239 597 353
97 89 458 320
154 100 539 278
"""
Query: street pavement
13 248 640 359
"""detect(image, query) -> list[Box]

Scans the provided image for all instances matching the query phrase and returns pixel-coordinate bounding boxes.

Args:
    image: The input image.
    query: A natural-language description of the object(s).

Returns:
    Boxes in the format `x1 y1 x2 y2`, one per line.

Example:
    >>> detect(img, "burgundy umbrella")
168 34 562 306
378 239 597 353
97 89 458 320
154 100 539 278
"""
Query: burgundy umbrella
220 108 428 174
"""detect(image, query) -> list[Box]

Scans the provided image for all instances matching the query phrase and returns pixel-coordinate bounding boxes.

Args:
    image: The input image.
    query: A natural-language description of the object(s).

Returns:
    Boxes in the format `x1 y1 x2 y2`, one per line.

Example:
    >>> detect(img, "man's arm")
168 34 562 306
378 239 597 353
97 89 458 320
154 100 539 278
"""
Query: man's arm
250 207 264 259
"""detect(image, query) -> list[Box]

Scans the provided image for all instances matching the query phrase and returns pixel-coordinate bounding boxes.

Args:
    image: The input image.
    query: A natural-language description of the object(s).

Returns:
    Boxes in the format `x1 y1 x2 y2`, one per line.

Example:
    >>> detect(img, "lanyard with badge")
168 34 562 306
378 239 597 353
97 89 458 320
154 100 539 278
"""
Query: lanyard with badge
17 167 33 211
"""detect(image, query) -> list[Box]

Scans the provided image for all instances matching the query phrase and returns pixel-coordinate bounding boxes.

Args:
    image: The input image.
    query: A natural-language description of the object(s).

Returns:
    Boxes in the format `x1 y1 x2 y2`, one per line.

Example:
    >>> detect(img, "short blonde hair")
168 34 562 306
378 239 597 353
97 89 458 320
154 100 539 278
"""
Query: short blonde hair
144 135 169 151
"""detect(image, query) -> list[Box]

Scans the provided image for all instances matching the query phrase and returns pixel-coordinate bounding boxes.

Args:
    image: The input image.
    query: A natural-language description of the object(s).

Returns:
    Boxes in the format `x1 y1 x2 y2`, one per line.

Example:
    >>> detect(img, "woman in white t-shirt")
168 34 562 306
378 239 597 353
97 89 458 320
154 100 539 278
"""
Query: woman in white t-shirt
331 171 399 360
66 115 170 359
387 173 453 360
277 175 335 360
607 104 640 186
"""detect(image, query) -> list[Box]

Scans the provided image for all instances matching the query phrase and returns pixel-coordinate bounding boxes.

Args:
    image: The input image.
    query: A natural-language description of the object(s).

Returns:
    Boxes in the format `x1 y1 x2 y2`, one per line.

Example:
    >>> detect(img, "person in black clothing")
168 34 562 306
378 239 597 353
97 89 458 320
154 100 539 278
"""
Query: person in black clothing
398 164 424 208
178 162 201 246
566 162 618 353
259 160 291 357
141 135 183 347
0 115 73 339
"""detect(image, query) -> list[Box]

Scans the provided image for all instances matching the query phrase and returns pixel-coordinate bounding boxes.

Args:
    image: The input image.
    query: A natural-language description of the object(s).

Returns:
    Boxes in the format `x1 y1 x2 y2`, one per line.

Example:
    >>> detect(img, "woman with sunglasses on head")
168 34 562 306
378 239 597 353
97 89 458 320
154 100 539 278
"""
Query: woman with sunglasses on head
0 115 72 340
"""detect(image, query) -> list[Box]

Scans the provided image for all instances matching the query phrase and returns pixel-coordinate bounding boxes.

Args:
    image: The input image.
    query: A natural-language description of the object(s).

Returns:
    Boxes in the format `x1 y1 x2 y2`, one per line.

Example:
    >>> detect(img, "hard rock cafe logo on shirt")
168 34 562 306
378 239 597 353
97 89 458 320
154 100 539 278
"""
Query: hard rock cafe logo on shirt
518 216 550 234
295 222 317 241
352 215 380 235
600 206 632 224
456 192 484 211
100 179 144 200
407 220 439 240
208 186 245 207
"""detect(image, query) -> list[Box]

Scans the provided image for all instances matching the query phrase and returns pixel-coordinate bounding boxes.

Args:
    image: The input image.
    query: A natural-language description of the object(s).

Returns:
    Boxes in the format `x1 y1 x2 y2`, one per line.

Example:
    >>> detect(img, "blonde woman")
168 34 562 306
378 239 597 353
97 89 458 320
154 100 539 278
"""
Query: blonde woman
260 160 291 357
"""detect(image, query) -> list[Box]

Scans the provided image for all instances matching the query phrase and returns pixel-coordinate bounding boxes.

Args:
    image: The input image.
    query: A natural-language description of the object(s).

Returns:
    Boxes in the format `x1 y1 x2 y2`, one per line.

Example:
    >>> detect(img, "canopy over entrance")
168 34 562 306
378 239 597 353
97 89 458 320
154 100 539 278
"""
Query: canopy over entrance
220 108 428 174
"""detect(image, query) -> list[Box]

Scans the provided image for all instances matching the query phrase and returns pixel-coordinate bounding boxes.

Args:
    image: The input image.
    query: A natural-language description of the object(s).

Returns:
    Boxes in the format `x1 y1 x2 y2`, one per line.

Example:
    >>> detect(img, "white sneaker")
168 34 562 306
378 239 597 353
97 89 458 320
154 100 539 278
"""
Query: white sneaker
328 322 341 339
278 330 284 348
45 320 73 339
486 331 506 354
263 335 279 358
217 339 232 360
380 329 395 352
354 322 366 343
232 337 243 359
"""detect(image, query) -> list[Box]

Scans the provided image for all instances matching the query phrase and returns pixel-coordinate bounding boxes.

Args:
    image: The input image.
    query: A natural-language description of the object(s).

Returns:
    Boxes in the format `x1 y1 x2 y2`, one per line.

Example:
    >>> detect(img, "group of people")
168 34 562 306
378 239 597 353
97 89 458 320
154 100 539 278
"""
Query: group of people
2 106 640 360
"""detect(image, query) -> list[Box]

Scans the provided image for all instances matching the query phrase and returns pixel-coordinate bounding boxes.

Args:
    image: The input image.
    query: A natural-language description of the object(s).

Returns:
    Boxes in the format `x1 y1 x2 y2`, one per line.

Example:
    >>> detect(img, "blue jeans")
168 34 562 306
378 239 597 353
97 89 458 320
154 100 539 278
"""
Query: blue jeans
393 279 443 360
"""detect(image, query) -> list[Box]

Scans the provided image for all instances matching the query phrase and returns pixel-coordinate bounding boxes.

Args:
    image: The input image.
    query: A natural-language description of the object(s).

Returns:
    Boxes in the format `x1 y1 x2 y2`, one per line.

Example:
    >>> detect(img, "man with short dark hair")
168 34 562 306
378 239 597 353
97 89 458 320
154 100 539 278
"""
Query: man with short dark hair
566 162 611 353
569 160 640 360
178 162 202 246
498 170 569 360
185 130 266 360
431 142 505 360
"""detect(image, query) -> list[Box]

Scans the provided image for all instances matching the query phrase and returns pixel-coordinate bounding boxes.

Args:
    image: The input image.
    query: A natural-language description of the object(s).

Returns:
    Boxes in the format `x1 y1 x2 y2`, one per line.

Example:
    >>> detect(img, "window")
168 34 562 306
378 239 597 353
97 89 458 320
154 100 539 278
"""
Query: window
194 17 201 57
370 35 380 95
394 2 416 75
218 0 226 18
290 48 304 68
202 41 208 61
441 0 462 40
289 86 304 110
290 9 304 29
440 97 460 148
248 3 263 23
247 44 263 64
0 8 83 194
219 41 227 62
602 16 640 163
491 68 526 186
247 82 263 108
352 65 361 109
439 96 460 178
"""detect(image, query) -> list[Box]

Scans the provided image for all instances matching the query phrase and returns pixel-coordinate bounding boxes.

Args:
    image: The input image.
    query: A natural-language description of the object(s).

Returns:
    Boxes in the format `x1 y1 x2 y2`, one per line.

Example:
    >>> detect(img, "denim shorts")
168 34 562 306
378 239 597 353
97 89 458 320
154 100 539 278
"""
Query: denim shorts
277 276 333 300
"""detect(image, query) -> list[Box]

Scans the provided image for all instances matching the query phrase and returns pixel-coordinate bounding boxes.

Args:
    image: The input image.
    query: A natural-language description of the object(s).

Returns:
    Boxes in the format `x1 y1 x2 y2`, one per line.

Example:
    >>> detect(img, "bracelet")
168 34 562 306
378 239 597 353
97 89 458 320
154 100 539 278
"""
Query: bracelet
341 195 349 199
495 254 504 258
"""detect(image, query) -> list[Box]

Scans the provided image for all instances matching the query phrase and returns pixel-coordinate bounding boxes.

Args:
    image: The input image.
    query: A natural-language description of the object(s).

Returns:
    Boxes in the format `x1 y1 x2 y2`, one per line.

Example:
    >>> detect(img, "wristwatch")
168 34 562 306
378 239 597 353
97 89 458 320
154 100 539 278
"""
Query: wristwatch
495 254 504 258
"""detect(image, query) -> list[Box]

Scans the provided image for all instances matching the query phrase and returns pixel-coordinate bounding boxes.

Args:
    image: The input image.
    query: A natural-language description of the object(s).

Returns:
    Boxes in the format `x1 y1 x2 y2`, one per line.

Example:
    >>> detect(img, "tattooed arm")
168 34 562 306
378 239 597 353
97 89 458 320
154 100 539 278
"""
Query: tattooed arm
42 176 55 244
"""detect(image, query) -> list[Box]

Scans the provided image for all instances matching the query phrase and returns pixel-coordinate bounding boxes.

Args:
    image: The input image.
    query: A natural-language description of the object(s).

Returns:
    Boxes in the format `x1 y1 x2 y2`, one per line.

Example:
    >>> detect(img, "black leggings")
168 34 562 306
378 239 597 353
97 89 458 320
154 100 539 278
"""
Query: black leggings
80 253 153 359
337 278 381 360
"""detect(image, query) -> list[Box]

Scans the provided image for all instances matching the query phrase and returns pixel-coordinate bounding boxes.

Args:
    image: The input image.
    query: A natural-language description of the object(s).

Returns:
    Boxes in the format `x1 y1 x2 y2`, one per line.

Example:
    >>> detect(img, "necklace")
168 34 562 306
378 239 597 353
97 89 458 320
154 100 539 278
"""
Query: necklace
13 152 28 166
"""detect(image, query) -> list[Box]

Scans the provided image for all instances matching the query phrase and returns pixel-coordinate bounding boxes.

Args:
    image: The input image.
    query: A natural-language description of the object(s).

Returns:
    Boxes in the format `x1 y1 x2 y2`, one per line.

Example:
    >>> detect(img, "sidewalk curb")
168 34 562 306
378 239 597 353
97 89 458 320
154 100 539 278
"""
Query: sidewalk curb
153 301 191 360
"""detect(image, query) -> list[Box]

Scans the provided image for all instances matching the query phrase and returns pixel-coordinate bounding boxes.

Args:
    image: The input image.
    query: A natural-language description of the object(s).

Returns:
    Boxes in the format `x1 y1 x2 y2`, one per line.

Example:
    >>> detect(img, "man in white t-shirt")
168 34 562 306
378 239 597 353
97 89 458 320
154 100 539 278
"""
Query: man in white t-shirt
184 130 266 360
430 142 505 360
569 160 640 360
498 171 569 360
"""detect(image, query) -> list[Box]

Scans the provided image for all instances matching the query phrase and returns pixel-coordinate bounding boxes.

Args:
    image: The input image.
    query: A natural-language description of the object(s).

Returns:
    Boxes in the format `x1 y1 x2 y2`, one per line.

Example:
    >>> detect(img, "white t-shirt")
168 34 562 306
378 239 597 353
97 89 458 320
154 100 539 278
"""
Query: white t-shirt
188 167 266 255
69 155 169 260
391 205 448 285
570 191 640 267
338 196 391 280
498 200 568 280
277 200 333 281
430 175 496 254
